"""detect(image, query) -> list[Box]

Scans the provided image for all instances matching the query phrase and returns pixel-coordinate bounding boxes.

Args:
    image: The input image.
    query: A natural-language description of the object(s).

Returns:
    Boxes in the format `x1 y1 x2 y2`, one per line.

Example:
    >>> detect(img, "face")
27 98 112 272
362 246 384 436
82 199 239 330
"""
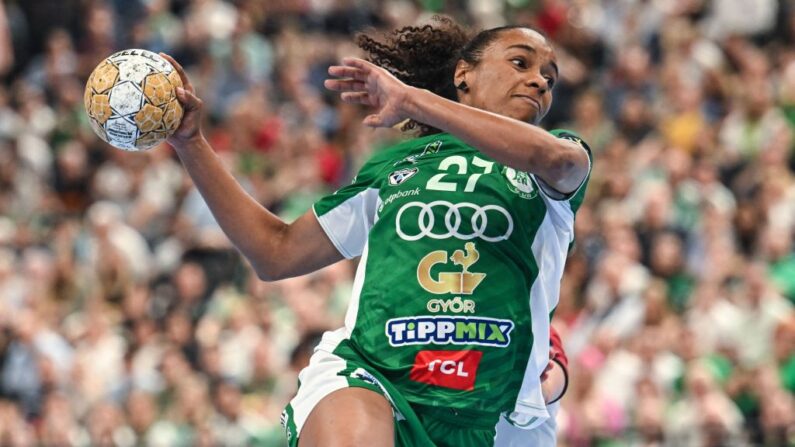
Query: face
456 28 558 125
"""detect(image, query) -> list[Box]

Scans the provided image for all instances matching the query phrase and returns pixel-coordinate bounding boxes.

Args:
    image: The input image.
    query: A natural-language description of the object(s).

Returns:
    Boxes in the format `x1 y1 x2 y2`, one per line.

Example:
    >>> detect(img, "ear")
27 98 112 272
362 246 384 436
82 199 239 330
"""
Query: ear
454 59 473 89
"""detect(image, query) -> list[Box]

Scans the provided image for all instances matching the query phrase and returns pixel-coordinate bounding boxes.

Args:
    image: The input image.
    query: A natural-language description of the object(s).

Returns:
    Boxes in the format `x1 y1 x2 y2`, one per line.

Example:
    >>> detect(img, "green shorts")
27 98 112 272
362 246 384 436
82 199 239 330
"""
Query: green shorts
281 340 499 446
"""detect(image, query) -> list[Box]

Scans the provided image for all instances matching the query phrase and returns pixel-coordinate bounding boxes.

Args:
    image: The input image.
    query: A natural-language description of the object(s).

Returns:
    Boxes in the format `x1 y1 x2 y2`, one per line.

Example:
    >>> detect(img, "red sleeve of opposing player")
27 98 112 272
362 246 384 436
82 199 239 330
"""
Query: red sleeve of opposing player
549 326 568 370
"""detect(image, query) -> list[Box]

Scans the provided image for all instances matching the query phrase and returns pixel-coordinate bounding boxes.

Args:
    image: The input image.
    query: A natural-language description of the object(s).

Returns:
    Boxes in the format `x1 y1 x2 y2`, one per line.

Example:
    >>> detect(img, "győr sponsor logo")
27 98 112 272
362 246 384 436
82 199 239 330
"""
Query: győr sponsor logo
396 201 513 242
418 242 485 295
426 297 476 313
410 350 483 391
385 316 514 348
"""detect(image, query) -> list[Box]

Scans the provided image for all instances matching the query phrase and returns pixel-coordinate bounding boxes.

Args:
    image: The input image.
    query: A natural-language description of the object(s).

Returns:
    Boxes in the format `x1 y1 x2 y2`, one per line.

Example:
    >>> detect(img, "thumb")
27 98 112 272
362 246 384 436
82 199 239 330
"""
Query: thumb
363 114 383 128
176 87 202 111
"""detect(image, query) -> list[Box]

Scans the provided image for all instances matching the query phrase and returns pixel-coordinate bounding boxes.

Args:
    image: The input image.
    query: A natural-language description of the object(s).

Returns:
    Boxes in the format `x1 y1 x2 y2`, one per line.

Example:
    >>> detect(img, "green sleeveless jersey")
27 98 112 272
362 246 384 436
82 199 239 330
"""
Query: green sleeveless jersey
313 131 591 417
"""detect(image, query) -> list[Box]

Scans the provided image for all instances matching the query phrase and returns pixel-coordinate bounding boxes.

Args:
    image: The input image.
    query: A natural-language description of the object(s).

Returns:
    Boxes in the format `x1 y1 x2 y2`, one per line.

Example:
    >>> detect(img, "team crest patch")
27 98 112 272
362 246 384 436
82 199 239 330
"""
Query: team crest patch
504 167 537 199
389 168 418 186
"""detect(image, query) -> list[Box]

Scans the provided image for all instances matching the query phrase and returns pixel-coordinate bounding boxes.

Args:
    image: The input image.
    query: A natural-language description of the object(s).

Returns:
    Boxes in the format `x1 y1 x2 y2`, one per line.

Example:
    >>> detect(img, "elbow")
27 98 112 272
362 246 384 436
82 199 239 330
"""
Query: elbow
253 263 288 282
544 159 583 193
250 223 292 282
540 147 588 194
254 267 279 282
251 252 299 282
546 157 577 184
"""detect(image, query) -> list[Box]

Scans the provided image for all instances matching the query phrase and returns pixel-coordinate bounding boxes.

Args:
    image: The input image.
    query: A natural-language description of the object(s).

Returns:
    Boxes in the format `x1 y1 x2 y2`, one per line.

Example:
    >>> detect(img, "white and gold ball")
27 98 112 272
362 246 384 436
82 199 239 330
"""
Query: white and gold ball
84 49 183 151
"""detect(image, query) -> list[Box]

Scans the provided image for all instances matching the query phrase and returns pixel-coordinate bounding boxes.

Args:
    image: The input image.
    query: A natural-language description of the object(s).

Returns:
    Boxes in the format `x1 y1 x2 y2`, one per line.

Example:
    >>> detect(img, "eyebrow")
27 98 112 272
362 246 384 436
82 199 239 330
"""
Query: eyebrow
507 44 559 77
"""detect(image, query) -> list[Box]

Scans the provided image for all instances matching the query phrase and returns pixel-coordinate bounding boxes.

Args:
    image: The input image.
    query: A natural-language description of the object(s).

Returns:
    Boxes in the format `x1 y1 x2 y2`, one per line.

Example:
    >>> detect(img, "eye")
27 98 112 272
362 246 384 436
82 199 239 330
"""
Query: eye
511 57 527 69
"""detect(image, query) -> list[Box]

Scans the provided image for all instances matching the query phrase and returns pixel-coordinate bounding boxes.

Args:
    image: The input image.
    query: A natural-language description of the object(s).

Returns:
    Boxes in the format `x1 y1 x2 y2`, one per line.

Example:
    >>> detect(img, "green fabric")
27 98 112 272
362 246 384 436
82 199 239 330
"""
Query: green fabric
283 403 298 446
732 390 759 418
783 104 795 128
415 404 498 447
285 338 492 447
780 355 795 393
768 255 795 302
704 353 733 384
666 273 696 314
313 131 591 415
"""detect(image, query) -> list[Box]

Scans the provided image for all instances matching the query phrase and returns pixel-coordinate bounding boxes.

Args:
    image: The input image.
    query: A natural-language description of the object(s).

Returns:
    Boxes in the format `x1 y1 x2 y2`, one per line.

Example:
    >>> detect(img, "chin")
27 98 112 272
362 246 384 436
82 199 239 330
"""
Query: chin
516 108 543 124
503 110 535 123
529 111 547 125
520 113 541 125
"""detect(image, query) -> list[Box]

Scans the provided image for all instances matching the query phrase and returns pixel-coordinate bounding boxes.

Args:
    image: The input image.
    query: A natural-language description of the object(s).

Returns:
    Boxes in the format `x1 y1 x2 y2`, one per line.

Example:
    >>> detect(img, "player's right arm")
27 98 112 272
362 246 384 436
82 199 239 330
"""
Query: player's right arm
162 54 343 281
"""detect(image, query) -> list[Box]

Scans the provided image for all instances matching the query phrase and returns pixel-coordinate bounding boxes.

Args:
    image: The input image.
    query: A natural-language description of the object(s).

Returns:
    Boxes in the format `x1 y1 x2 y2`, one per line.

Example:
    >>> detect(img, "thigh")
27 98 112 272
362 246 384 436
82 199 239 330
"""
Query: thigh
298 387 395 447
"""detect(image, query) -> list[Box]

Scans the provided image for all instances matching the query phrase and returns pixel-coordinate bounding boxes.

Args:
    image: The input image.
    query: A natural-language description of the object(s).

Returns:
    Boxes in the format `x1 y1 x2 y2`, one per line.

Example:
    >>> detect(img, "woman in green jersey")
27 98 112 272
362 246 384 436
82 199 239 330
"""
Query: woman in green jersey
162 15 589 447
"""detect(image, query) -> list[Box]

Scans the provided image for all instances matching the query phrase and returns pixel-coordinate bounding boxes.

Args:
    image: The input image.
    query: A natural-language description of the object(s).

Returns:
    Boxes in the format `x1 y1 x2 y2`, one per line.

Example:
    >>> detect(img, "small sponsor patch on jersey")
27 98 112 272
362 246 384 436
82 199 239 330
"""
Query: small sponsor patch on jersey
410 350 483 391
385 316 514 348
559 134 586 149
394 140 443 165
388 168 418 186
503 167 537 199
351 368 379 385
423 140 443 154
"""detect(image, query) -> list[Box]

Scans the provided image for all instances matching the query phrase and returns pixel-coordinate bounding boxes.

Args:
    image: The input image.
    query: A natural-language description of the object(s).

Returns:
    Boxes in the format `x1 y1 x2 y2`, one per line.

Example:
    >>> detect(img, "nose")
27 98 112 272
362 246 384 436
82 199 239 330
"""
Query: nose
525 71 548 94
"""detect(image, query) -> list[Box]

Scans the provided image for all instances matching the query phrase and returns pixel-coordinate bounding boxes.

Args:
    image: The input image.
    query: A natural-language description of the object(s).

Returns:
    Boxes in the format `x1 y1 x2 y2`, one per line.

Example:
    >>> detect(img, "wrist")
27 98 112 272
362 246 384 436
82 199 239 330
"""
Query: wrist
545 358 569 405
170 132 206 153
401 86 428 124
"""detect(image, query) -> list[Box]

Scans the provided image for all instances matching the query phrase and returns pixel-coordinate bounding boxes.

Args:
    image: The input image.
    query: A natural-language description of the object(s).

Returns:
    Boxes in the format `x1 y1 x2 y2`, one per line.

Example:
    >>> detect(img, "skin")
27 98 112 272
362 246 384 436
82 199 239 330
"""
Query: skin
161 54 344 283
162 28 577 446
325 28 589 194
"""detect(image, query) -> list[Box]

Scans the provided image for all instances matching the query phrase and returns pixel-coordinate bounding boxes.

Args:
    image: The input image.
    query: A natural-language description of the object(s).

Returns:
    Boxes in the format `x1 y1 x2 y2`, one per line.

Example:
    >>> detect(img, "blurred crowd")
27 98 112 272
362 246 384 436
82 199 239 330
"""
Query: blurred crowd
0 0 794 446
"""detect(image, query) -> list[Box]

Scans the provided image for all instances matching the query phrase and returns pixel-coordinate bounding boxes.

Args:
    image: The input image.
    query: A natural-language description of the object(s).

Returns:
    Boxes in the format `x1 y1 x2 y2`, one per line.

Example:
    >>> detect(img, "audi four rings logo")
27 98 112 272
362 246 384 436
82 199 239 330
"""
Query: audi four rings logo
395 201 514 241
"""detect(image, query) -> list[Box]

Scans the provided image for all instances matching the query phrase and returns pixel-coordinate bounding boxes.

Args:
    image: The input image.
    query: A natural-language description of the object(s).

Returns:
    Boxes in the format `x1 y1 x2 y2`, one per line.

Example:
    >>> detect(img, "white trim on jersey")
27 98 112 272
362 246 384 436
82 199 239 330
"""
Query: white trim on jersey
313 187 381 259
509 196 575 430
344 241 370 338
314 189 382 337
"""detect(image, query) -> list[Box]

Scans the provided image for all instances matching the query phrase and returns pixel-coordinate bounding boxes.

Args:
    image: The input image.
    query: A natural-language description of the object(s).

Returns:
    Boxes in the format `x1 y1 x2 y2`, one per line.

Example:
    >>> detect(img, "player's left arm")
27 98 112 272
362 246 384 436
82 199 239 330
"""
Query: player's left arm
405 90 590 195
324 57 590 195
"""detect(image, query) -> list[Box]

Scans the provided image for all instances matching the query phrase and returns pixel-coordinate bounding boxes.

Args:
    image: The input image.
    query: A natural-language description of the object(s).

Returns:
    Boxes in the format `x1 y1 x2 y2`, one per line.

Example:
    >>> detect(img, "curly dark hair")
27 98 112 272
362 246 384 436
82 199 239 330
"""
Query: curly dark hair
356 16 536 136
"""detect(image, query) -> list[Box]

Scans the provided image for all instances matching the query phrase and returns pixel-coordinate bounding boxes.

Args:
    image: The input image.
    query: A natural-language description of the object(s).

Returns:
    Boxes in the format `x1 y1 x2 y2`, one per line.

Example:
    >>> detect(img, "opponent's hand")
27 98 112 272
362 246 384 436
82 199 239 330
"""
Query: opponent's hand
160 53 204 149
540 358 554 382
540 359 565 404
324 57 412 128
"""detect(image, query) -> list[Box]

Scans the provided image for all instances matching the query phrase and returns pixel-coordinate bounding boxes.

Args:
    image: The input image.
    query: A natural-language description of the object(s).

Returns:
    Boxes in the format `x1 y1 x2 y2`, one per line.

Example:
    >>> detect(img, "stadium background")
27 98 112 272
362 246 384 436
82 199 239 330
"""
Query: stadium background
0 0 794 445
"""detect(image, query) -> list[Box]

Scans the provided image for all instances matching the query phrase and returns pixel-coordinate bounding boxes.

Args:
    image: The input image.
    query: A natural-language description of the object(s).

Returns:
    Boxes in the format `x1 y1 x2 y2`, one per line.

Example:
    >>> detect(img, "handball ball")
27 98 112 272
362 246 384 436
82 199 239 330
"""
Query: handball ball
84 49 183 151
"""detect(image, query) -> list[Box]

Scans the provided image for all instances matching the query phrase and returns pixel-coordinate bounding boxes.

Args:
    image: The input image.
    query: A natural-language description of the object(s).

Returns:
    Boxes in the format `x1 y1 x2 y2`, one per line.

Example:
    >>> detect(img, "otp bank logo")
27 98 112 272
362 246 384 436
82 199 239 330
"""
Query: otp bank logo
410 350 483 391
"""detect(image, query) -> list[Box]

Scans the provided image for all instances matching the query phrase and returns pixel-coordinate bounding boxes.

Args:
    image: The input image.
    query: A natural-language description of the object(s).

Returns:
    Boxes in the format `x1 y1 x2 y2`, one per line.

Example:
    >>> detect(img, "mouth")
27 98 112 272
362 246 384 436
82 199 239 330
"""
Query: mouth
512 95 541 110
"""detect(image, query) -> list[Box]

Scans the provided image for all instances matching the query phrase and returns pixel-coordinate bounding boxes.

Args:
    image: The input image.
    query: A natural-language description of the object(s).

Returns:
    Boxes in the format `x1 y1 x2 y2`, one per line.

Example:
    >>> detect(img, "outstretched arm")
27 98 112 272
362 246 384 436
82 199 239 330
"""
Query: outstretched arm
325 58 589 195
163 54 343 281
